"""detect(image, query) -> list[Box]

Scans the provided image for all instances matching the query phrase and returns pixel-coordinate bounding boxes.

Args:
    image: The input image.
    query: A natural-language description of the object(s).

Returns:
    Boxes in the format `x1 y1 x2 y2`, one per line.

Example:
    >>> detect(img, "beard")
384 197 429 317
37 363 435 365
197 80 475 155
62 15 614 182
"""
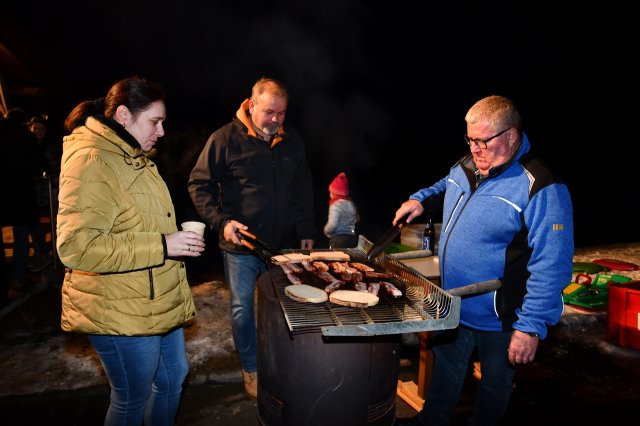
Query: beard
262 123 280 135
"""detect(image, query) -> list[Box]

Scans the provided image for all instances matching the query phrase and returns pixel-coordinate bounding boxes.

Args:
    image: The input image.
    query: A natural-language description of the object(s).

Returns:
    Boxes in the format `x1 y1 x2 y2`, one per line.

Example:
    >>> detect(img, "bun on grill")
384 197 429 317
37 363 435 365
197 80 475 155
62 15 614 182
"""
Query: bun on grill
329 290 379 308
285 284 328 303
309 251 350 262
271 253 312 264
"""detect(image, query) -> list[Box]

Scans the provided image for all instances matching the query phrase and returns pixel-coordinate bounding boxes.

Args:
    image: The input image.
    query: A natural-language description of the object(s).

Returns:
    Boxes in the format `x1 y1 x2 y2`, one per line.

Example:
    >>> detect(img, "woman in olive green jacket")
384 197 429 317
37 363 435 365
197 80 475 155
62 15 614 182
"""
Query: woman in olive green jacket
57 77 204 425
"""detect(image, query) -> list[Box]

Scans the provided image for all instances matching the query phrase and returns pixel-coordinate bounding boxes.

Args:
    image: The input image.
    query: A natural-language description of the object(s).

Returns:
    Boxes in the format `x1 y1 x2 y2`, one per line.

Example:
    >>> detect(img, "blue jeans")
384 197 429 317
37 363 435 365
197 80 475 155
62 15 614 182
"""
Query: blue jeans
418 326 515 426
223 252 267 372
88 327 189 426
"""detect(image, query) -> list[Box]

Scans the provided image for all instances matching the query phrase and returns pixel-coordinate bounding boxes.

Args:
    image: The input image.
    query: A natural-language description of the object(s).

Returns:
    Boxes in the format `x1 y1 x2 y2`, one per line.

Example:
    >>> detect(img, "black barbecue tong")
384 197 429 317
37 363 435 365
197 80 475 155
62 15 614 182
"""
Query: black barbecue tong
366 213 411 261
236 229 281 260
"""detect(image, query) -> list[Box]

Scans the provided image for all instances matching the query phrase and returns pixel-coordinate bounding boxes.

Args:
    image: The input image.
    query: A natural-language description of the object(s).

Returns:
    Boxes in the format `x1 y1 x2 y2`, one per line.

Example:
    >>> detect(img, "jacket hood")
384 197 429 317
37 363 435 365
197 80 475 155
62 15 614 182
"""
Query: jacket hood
62 116 151 170
95 114 142 150
235 99 284 147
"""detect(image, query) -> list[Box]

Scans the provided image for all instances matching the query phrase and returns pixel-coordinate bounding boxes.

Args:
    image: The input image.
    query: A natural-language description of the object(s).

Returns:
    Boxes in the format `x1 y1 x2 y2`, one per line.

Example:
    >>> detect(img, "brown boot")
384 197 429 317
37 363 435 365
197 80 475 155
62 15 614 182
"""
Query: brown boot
242 369 258 399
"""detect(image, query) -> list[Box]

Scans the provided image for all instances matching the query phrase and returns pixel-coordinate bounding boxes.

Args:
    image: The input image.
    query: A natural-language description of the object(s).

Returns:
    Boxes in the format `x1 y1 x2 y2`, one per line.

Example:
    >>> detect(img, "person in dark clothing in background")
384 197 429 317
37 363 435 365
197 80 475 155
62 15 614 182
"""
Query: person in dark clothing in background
28 114 62 214
26 114 60 272
188 77 315 399
27 114 62 216
0 107 48 296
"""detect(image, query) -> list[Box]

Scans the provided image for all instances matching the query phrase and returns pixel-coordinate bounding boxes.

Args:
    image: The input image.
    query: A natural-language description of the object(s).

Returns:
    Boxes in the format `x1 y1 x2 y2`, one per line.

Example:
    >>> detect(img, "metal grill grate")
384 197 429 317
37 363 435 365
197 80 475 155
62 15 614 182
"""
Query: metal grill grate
269 236 460 336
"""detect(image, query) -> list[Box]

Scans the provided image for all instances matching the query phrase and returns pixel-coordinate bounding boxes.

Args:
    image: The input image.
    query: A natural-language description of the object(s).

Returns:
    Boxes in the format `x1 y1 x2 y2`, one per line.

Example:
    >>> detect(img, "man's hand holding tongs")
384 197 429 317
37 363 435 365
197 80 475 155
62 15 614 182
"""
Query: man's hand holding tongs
223 220 248 245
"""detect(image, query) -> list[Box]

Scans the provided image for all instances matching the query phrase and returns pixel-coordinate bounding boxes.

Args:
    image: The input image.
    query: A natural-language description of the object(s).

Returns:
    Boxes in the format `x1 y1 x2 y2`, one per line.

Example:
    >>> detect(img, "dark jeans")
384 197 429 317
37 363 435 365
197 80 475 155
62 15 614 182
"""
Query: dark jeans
418 326 515 426
89 327 189 426
222 251 267 372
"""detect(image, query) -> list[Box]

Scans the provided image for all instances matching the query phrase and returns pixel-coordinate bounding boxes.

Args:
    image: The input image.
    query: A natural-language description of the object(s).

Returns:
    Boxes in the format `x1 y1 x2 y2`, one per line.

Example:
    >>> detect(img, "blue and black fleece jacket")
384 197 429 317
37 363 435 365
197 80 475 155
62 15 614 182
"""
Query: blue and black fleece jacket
409 132 574 339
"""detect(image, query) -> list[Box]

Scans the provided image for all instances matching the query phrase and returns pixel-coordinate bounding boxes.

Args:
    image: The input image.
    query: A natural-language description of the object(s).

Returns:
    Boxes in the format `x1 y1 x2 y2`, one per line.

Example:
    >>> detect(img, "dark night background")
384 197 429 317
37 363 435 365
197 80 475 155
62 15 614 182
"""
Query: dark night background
1 1 637 248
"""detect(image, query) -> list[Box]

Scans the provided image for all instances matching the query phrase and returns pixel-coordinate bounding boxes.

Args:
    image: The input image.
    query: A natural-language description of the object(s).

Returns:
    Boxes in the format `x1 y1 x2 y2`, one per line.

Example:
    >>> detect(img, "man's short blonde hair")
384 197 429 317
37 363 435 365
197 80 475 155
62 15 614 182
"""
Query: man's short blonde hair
251 77 289 102
465 95 522 132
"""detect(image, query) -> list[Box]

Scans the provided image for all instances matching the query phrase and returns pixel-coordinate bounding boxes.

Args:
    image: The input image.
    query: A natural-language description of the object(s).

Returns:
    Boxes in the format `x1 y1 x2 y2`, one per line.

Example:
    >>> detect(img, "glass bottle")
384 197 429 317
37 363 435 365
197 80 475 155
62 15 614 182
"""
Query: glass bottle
422 215 435 252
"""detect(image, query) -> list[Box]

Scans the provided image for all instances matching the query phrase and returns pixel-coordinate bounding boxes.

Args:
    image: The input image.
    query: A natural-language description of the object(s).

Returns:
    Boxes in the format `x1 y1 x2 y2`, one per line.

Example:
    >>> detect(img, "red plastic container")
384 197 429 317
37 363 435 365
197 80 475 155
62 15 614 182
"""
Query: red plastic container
607 281 640 349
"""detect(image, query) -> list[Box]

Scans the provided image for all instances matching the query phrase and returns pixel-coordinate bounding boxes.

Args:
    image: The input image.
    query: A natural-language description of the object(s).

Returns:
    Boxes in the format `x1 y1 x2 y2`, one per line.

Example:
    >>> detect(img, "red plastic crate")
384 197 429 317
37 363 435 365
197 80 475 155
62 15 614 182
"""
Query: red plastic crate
607 281 640 349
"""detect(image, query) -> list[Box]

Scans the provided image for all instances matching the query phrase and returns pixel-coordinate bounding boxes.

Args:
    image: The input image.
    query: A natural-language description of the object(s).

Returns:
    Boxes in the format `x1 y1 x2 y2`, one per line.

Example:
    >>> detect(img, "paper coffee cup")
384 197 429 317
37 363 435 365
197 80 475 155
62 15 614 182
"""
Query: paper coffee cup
181 221 206 236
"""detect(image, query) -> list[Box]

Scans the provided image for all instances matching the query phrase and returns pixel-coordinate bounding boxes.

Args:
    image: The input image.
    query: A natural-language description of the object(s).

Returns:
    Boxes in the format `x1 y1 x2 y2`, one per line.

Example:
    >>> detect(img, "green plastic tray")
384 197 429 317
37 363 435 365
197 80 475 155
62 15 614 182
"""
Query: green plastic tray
590 273 632 291
573 262 608 274
564 288 608 309
384 242 417 254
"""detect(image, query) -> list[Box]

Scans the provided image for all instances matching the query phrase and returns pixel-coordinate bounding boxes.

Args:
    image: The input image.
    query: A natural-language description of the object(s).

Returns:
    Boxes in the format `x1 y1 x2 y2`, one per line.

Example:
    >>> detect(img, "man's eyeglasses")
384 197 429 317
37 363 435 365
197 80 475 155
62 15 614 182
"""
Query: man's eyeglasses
464 128 511 149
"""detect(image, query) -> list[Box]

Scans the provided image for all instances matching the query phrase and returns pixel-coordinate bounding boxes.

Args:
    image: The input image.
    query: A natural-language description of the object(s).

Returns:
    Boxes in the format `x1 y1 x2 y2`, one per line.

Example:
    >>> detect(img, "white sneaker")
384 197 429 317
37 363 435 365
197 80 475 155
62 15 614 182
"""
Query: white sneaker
242 369 258 399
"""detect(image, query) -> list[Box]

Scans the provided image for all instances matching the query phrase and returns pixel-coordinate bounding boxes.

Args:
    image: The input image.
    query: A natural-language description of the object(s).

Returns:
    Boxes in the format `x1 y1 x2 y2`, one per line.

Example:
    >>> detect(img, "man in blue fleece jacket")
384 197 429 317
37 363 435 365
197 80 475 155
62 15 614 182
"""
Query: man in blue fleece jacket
394 95 574 426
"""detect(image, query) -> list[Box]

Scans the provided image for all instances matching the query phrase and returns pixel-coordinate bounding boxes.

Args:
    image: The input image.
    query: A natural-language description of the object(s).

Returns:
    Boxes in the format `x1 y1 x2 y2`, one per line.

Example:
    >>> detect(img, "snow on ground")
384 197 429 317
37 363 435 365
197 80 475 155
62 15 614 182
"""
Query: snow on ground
0 280 238 396
573 242 640 281
1 243 638 397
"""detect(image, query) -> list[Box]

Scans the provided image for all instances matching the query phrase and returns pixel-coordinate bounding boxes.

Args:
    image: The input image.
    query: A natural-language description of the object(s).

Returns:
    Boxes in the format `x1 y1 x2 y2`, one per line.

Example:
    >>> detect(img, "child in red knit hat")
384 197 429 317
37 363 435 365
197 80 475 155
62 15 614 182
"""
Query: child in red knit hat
324 172 359 248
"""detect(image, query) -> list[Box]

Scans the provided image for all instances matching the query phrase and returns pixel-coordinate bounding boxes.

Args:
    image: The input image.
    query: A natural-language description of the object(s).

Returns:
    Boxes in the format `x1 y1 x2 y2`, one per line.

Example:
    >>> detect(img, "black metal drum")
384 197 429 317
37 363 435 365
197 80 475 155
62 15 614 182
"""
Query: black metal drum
257 270 401 426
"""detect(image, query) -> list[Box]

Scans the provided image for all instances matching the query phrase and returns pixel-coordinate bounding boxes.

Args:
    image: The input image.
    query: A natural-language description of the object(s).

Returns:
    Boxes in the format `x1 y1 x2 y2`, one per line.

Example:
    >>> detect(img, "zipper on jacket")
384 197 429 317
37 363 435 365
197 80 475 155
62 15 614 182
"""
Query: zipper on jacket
441 191 470 289
148 269 155 300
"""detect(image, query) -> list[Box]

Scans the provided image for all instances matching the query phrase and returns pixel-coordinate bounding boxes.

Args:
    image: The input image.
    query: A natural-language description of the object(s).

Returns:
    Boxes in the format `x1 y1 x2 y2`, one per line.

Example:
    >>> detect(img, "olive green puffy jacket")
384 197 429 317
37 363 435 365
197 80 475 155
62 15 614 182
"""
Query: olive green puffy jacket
57 117 196 335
